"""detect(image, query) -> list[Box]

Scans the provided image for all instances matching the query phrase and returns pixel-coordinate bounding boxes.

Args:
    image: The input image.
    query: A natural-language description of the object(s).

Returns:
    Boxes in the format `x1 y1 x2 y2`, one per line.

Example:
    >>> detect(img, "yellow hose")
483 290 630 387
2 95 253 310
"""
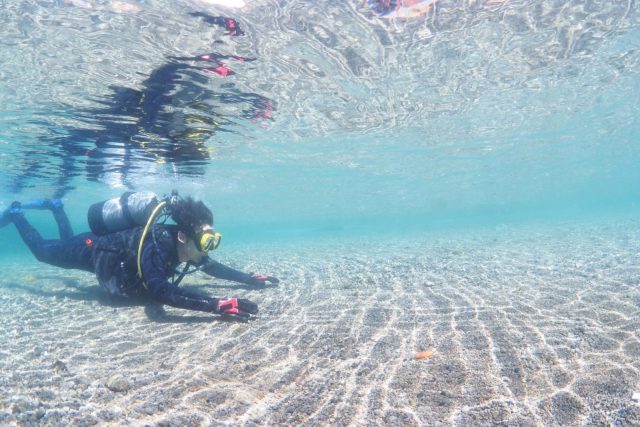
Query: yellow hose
137 201 167 289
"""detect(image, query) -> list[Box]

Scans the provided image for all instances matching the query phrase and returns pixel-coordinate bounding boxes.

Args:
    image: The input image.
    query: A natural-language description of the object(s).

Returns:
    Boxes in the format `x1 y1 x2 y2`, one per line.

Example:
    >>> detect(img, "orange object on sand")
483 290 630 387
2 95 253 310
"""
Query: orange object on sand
415 350 434 360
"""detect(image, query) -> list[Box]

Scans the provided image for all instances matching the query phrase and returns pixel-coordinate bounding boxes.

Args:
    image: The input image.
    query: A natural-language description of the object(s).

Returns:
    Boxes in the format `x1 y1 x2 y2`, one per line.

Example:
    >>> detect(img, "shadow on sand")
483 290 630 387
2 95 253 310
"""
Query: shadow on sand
3 275 252 324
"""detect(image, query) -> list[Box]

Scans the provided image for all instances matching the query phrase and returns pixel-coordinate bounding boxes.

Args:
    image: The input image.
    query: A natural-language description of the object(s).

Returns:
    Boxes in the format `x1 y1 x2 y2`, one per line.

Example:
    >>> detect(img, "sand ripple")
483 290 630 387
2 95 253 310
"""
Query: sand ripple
1 220 640 425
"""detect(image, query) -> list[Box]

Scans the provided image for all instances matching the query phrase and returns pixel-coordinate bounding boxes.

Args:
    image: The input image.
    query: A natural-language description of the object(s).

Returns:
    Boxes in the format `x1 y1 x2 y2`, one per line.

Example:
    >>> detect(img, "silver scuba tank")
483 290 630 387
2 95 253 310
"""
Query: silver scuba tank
88 192 160 235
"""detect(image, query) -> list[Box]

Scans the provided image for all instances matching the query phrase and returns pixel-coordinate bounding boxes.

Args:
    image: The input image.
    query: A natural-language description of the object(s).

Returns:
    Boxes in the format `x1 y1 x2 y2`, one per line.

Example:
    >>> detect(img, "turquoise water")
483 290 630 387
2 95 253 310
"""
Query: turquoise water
1 0 639 250
3 2 640 424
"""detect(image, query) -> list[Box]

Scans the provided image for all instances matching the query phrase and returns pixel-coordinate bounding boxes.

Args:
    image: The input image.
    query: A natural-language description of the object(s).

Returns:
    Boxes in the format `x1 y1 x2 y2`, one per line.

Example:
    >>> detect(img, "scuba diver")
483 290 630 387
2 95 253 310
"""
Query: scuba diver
0 191 278 320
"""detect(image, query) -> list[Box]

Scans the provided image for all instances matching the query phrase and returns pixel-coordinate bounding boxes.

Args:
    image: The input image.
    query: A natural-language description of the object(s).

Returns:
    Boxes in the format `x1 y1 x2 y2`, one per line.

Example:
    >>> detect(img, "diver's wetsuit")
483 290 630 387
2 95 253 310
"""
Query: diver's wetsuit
10 208 254 313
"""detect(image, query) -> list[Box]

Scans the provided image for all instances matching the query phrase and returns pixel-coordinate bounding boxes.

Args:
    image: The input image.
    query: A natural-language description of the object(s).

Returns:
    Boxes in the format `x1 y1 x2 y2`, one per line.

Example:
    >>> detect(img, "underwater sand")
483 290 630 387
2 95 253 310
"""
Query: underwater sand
1 220 640 426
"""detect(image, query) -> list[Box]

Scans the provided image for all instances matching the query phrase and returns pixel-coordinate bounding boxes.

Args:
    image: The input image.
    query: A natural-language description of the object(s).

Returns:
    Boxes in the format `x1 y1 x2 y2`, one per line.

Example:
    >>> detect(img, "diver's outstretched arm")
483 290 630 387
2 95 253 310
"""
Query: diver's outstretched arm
142 247 258 318
200 258 279 286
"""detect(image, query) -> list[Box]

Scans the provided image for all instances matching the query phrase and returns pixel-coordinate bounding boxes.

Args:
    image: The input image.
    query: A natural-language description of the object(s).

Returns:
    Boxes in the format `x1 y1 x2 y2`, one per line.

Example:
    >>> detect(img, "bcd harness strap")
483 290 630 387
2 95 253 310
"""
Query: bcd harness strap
136 200 167 290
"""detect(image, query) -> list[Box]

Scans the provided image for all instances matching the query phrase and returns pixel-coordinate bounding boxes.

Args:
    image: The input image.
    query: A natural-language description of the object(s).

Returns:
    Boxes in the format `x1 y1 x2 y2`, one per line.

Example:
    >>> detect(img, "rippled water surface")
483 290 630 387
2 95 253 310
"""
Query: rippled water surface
1 0 640 235
2 2 640 425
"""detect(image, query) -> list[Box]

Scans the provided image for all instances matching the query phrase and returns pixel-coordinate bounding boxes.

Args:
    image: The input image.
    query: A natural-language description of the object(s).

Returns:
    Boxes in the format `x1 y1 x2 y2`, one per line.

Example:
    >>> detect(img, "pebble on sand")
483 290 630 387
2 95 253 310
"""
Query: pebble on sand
53 360 68 373
105 375 131 393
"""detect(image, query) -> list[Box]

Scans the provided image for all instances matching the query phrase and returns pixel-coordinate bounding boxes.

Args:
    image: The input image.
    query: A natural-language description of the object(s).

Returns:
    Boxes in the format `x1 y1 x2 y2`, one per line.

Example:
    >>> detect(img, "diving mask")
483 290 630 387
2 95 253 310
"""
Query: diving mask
197 228 222 252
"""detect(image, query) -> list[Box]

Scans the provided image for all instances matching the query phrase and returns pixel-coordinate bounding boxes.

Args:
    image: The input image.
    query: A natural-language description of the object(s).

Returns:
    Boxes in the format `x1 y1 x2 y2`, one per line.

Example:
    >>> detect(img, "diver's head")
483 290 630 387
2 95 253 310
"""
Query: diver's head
172 196 222 262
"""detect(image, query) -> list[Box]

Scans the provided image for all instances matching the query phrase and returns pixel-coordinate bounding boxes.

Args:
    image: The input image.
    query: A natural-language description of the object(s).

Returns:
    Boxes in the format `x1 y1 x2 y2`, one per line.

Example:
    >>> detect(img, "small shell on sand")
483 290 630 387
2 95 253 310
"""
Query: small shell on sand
415 350 434 360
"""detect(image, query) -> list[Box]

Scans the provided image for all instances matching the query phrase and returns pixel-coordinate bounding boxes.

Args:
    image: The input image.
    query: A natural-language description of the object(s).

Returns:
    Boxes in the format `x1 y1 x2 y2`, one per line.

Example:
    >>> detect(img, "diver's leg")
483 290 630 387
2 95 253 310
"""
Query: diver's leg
7 203 52 263
7 204 93 272
22 198 74 240
50 200 73 240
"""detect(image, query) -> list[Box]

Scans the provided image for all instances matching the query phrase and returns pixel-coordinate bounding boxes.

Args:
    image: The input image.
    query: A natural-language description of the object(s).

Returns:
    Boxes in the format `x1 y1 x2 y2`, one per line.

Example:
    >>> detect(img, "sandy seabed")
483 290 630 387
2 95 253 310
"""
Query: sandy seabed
1 220 640 426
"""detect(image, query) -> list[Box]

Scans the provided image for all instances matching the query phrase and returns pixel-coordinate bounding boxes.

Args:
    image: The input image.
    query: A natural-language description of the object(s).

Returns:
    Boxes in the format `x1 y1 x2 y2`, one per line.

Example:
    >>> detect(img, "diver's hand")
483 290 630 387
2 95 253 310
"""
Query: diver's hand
217 297 258 320
245 274 280 286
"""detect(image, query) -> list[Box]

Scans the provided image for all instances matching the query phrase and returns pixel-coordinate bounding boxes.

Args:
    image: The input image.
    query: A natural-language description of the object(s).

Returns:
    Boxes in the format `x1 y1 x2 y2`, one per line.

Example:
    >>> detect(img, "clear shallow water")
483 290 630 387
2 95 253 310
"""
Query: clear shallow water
2 2 640 424
1 220 640 424
1 0 639 245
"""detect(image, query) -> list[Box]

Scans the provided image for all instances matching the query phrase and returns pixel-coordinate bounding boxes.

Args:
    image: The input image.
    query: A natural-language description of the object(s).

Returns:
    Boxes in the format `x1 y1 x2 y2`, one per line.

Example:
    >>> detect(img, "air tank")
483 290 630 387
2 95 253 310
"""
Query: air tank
88 192 159 235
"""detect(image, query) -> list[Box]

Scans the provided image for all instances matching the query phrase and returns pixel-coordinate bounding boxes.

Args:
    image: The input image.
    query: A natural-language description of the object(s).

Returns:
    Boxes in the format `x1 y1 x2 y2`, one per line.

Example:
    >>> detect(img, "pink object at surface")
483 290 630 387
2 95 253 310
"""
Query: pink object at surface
380 0 439 19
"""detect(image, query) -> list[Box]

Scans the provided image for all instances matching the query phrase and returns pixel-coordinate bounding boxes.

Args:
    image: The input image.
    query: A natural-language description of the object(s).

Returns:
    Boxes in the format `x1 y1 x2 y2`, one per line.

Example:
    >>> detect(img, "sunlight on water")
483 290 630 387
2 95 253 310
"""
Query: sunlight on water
2 2 640 425
1 0 639 238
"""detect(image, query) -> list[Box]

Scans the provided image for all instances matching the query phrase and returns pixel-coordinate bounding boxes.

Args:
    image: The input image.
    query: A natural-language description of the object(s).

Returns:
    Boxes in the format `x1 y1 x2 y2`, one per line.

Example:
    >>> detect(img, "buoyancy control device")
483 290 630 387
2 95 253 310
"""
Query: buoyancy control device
87 190 181 290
